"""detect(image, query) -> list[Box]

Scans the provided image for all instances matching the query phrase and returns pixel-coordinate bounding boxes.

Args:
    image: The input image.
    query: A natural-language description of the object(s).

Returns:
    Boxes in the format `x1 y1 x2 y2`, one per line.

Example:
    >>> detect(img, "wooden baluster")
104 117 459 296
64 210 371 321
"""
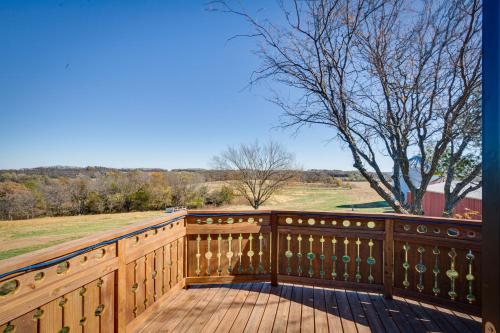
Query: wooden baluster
116 239 127 333
271 213 279 286
383 219 394 299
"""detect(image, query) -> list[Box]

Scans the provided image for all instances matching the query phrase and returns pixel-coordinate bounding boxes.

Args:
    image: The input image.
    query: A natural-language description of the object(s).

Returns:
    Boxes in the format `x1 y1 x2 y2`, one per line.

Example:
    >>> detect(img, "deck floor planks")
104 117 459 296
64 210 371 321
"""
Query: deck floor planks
323 286 344 333
403 296 443 333
334 288 358 333
201 284 244 333
313 287 329 333
345 288 371 333
258 284 283 332
135 284 195 330
286 284 303 333
229 283 265 333
186 285 233 333
242 282 272 333
272 284 292 333
417 301 460 333
134 282 482 333
367 292 400 333
215 284 255 333
380 293 416 333
140 285 210 332
356 291 386 333
173 285 222 333
391 296 428 333
451 310 482 333
434 304 477 333
301 284 315 332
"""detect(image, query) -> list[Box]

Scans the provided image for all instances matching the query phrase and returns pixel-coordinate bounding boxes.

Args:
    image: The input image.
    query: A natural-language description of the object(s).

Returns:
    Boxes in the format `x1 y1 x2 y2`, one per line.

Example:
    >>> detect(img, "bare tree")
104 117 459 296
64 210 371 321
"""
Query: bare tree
214 141 296 209
436 87 482 216
214 0 481 214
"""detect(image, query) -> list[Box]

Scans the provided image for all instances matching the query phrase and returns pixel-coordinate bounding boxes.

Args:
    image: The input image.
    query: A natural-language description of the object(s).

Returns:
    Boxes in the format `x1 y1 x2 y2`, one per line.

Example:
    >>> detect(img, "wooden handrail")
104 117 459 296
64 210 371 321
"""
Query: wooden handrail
0 209 482 333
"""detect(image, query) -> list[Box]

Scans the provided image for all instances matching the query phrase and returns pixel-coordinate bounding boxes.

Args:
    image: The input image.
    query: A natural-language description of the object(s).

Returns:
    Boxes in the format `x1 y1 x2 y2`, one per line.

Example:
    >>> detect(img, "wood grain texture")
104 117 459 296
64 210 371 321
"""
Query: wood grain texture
0 209 483 332
130 282 482 333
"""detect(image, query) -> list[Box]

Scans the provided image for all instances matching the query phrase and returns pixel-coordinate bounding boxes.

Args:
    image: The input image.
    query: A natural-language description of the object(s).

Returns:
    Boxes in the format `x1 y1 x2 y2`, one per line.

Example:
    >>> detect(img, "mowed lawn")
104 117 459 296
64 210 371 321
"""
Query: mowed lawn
0 211 165 261
219 181 391 212
0 182 389 261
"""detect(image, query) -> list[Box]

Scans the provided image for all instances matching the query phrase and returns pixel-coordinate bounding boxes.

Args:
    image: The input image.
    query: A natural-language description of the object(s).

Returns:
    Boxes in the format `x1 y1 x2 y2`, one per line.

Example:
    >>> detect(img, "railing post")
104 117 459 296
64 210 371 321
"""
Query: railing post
383 218 394 299
271 212 279 286
116 239 127 333
183 216 188 288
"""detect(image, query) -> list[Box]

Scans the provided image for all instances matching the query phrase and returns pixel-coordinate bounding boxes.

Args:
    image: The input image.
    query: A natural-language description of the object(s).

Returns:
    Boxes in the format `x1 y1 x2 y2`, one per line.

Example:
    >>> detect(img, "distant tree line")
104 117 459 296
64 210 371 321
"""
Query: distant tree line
1 166 368 183
0 167 361 220
0 170 234 220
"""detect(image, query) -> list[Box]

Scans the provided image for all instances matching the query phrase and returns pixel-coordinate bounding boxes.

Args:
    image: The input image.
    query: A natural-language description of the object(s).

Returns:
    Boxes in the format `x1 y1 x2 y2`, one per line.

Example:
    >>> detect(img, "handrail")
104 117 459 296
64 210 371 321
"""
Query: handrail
0 209 482 332
188 209 482 225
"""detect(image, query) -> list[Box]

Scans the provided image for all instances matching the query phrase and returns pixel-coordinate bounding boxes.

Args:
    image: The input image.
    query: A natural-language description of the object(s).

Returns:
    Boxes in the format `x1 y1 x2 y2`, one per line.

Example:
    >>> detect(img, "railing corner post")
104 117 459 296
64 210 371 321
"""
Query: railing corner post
383 218 394 299
271 212 279 286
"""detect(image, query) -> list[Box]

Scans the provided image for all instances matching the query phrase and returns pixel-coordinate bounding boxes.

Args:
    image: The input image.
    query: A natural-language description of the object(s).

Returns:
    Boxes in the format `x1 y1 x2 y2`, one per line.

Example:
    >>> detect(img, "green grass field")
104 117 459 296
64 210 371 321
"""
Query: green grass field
220 181 390 212
0 211 165 261
0 182 388 261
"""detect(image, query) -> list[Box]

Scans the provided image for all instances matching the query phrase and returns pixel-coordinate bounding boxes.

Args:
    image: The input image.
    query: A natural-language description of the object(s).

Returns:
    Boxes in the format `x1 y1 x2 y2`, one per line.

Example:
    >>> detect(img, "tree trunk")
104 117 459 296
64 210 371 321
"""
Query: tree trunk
409 191 425 215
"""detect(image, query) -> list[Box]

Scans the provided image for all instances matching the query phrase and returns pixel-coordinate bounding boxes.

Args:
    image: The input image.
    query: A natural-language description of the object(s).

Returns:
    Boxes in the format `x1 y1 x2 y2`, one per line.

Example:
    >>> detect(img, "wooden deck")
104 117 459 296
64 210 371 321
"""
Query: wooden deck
134 283 481 333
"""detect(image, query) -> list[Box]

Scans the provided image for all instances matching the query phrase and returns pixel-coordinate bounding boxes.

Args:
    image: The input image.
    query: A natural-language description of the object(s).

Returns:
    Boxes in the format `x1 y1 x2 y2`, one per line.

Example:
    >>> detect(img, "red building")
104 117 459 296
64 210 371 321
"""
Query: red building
407 182 482 220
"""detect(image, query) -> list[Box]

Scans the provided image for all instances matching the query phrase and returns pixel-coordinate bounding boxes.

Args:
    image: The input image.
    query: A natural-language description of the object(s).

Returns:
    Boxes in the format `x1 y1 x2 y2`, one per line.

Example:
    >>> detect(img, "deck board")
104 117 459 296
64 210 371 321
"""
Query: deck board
133 282 482 333
287 284 303 333
229 283 265 333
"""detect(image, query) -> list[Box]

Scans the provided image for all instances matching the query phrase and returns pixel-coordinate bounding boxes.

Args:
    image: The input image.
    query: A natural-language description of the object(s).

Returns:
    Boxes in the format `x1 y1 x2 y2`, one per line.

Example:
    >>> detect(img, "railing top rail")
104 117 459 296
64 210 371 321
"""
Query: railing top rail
0 210 187 278
187 209 482 226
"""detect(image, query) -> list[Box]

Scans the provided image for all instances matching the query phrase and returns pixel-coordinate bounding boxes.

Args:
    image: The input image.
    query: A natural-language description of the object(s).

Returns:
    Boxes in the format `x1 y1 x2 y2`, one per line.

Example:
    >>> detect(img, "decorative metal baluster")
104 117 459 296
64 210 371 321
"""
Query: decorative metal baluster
446 248 459 300
331 237 337 280
432 247 440 295
307 235 315 277
227 234 233 274
217 234 222 276
355 238 362 283
415 247 427 292
466 250 475 303
319 236 325 278
367 239 375 283
238 233 243 273
297 234 303 276
258 233 264 273
402 243 410 288
205 234 212 275
195 234 201 276
342 238 350 281
285 234 293 275
248 234 255 273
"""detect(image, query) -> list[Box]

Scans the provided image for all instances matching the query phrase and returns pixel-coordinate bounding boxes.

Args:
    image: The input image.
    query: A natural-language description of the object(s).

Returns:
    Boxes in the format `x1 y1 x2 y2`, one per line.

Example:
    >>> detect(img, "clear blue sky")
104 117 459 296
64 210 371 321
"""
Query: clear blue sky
0 0 391 171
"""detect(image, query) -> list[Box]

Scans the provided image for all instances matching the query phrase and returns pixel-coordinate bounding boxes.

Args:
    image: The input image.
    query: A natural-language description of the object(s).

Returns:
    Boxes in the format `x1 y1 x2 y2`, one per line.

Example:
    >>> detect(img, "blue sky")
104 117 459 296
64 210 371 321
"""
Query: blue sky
0 0 391 171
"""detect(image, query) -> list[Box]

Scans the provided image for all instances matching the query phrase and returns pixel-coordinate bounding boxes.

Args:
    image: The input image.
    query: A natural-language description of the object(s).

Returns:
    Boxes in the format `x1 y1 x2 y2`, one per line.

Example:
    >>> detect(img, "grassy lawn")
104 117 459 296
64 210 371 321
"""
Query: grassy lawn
0 182 389 261
0 211 165 261
220 181 391 213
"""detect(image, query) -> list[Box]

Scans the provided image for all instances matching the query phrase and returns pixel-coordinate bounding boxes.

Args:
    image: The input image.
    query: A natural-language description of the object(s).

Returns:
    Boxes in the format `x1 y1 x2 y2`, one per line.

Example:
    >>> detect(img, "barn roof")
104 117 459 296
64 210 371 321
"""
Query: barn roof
426 181 482 200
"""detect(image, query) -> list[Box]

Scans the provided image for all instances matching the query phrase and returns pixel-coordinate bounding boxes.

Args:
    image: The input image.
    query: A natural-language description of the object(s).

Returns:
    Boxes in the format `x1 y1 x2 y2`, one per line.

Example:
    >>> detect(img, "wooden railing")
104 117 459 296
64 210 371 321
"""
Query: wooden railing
0 209 481 332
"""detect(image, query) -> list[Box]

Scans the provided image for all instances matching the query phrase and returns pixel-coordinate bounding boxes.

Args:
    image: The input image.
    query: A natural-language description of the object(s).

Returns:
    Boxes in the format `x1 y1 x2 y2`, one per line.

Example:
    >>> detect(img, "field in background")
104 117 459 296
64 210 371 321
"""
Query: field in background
0 182 388 261
208 181 389 212
0 211 165 260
